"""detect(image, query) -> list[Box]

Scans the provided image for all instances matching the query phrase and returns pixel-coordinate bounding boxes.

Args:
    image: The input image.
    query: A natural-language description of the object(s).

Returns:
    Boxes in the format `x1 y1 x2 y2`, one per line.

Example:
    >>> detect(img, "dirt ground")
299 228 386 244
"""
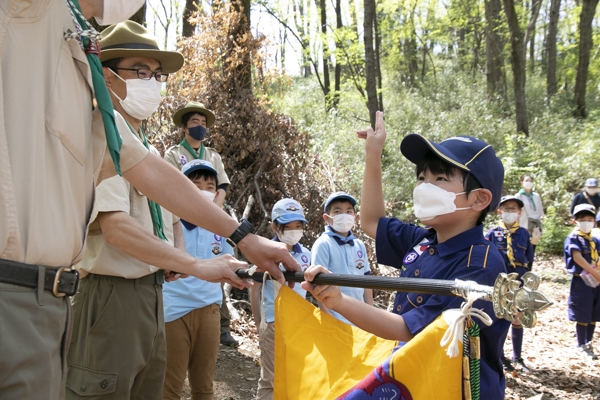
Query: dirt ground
180 255 599 400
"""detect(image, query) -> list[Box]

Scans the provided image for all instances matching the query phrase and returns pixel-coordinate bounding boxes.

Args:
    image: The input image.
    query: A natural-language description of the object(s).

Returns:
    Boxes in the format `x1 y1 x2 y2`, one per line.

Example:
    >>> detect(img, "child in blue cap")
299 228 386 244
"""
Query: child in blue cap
162 159 235 399
311 191 373 325
250 199 311 400
564 203 600 360
485 195 534 373
302 112 510 400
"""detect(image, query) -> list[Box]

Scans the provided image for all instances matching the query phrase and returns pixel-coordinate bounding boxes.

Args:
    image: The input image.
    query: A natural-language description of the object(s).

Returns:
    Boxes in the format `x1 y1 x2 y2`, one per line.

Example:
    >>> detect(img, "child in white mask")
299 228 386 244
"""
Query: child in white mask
564 203 600 360
485 195 534 374
250 199 311 400
310 192 373 325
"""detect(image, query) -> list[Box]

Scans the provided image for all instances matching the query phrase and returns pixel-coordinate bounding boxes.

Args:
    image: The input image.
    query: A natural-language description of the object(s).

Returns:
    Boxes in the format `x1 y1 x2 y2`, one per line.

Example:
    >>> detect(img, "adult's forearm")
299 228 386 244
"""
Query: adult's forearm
123 153 239 238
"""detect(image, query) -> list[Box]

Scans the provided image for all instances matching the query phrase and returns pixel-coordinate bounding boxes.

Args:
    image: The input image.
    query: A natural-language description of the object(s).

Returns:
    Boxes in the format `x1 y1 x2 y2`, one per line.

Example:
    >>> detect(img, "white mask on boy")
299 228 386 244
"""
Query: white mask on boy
278 229 303 246
329 214 355 233
201 190 216 201
577 221 594 234
586 187 598 196
501 212 519 225
413 183 476 222
97 0 146 25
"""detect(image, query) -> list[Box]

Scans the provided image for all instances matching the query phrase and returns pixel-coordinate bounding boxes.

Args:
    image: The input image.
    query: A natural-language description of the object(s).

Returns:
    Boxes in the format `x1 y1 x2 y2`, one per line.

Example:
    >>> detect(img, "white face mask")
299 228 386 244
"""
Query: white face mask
413 183 475 222
586 187 598 196
577 221 595 234
96 0 146 25
109 69 162 120
501 212 519 225
523 181 534 191
201 190 216 201
328 214 355 233
278 229 303 246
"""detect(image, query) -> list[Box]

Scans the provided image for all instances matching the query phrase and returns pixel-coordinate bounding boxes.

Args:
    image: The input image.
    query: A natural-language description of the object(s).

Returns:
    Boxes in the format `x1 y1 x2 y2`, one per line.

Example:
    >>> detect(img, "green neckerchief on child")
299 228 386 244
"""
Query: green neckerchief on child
180 138 206 160
65 0 123 175
518 188 537 211
126 123 167 241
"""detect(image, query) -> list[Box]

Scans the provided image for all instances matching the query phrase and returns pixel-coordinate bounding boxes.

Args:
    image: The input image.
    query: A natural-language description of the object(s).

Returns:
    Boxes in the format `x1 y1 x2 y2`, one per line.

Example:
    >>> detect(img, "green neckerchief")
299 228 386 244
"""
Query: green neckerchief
66 0 123 175
180 138 205 160
518 188 537 211
126 123 167 241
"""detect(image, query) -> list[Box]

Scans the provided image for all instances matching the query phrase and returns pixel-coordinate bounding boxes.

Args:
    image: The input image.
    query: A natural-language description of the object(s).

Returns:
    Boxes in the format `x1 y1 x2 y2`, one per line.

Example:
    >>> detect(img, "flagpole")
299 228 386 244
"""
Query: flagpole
235 268 553 328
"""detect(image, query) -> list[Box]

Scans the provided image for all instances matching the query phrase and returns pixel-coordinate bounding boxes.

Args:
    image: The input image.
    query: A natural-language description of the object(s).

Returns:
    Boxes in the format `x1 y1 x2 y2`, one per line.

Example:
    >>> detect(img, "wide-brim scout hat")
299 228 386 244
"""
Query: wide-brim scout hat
181 159 217 176
324 191 357 212
499 195 524 208
573 203 596 218
400 134 504 210
272 199 308 225
173 102 216 128
100 21 184 73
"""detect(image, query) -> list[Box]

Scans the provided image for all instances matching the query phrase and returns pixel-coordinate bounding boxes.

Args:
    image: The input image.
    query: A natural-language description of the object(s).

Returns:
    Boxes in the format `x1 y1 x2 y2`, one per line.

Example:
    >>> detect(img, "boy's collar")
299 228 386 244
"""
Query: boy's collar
325 226 356 243
272 236 302 254
430 224 485 257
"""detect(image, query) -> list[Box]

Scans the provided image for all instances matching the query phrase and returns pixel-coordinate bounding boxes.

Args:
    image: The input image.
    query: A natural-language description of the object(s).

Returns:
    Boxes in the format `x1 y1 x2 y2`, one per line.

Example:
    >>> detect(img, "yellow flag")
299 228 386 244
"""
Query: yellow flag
274 286 462 400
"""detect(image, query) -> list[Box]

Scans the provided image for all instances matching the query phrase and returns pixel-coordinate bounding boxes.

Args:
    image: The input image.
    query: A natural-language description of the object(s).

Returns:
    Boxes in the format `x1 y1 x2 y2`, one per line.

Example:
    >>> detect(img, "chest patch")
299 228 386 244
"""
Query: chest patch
403 251 419 265
179 154 187 165
301 255 309 263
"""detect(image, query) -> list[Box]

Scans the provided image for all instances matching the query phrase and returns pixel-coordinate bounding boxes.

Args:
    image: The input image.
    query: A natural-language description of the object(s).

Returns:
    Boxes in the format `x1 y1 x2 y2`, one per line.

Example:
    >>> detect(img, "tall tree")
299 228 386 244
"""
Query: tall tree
484 0 505 97
232 0 253 90
573 0 599 118
503 0 529 134
333 0 342 108
319 0 332 109
546 0 561 97
182 0 199 37
364 0 381 127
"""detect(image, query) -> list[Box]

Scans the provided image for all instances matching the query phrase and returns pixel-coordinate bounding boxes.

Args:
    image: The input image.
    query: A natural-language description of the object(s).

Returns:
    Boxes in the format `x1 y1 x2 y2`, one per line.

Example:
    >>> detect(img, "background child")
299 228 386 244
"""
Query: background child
485 195 534 373
303 111 510 400
564 203 600 360
515 174 544 267
250 199 311 400
162 159 234 400
311 191 373 325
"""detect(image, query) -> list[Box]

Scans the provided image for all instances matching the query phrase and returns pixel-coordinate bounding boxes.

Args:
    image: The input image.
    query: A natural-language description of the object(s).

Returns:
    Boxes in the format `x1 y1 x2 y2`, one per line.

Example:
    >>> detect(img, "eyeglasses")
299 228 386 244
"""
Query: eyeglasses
115 67 169 82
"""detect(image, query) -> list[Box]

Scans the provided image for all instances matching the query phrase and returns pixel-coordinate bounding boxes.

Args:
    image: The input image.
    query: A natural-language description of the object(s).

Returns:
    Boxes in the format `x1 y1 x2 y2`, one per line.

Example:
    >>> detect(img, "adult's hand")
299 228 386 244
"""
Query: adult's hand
195 254 252 289
237 234 301 284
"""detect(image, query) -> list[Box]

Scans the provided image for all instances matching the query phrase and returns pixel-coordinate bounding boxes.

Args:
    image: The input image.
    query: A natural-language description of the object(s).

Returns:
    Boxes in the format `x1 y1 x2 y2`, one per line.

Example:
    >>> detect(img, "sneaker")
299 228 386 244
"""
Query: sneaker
513 357 530 373
220 332 239 348
582 343 598 360
501 355 515 373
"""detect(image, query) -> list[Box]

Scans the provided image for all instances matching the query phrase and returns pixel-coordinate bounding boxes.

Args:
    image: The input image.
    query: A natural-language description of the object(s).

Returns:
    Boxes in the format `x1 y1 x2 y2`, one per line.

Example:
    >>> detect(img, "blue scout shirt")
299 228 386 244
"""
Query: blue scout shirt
376 218 510 400
564 230 600 322
485 225 533 277
311 226 370 325
163 223 234 323
260 240 311 323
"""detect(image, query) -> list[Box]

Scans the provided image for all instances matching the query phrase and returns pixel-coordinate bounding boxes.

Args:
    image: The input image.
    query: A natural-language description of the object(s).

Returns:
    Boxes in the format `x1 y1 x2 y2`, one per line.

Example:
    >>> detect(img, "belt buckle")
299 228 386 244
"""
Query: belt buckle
53 267 75 297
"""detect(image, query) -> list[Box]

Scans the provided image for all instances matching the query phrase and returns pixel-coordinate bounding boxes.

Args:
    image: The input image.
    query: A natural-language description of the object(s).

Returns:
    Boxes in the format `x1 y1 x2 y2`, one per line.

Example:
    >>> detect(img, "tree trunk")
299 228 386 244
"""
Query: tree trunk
232 0 253 90
546 0 560 97
182 0 199 37
129 2 146 25
375 10 383 112
333 0 342 109
485 0 505 97
319 0 331 109
529 0 537 73
364 0 378 127
573 0 599 118
503 0 529 134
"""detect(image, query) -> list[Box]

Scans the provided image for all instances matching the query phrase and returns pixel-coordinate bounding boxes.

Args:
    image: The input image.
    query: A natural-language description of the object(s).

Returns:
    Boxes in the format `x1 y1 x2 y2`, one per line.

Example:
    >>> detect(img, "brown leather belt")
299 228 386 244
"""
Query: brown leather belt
0 258 79 297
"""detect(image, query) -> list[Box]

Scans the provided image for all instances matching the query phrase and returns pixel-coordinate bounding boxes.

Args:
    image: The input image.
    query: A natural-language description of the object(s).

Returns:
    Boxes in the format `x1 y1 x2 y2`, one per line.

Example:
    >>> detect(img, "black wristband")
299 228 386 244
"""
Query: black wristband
229 219 254 246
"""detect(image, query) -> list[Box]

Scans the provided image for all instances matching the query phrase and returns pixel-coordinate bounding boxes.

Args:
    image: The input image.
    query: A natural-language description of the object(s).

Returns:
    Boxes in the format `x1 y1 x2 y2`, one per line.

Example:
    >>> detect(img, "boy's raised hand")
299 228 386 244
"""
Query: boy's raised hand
356 111 386 156
301 265 343 310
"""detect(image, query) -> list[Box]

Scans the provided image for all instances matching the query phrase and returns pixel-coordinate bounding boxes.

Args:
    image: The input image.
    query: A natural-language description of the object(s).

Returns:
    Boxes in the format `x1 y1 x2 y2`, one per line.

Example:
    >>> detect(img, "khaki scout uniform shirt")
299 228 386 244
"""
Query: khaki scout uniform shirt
76 112 175 279
0 0 148 268
164 144 230 186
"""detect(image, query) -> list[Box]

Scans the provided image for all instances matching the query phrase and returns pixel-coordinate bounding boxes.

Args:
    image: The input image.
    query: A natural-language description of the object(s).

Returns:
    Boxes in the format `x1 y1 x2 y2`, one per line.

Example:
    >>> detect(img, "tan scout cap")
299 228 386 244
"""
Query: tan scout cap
173 102 216 128
100 20 184 73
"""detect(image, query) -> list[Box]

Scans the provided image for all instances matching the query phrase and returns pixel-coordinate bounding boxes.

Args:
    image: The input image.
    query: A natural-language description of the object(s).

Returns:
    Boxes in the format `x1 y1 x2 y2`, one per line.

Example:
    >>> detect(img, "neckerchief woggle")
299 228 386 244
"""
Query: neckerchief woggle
65 0 123 175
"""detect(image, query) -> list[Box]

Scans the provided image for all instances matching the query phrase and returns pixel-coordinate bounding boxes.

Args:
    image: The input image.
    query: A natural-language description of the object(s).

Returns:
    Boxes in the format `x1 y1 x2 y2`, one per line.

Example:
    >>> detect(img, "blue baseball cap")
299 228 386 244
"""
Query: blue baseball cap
324 191 357 212
181 159 217 176
573 203 596 218
585 178 598 187
400 134 505 210
499 195 523 208
271 199 308 224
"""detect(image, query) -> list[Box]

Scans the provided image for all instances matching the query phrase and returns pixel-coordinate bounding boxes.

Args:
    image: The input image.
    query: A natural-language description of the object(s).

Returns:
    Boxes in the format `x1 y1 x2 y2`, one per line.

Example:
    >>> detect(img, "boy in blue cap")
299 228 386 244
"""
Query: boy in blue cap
485 195 534 373
311 191 373 324
302 112 510 400
250 198 312 400
162 159 235 399
564 203 600 360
